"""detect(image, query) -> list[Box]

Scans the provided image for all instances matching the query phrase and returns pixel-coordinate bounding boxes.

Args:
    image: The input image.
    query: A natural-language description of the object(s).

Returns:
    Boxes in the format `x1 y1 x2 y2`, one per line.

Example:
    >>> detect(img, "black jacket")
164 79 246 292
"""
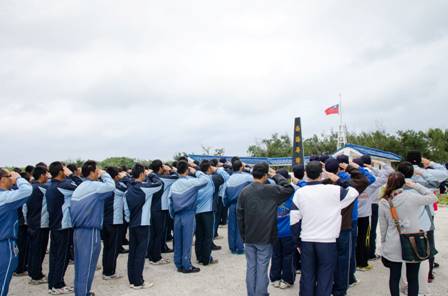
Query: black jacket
236 175 294 244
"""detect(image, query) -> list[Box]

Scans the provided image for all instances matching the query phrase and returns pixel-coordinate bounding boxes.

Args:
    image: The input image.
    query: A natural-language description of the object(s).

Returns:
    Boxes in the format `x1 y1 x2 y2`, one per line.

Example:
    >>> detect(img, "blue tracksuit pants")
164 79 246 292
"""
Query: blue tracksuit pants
173 210 195 270
228 203 244 254
0 239 18 296
74 228 101 296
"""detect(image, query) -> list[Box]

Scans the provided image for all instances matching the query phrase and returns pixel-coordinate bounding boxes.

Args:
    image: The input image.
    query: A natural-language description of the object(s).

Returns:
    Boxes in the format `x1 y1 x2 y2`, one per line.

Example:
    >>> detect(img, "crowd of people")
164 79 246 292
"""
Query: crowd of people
0 151 447 296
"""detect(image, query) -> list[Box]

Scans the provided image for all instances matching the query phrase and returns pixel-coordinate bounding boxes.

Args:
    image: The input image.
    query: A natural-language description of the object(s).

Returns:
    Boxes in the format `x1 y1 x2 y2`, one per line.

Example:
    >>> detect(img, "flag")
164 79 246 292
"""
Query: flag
324 104 339 115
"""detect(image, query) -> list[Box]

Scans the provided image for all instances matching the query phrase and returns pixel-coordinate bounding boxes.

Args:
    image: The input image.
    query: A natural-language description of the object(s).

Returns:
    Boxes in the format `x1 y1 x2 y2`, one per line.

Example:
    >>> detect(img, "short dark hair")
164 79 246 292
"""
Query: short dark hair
292 165 305 179
131 163 145 179
172 161 178 168
406 151 422 167
231 156 240 164
151 159 163 173
25 165 34 174
177 160 189 175
276 168 290 180
35 162 48 169
178 156 188 162
67 164 78 173
200 160 211 173
32 166 47 181
306 161 323 180
252 162 269 179
361 155 372 165
82 160 97 178
397 161 414 178
336 155 349 164
210 159 218 167
49 161 64 178
352 158 364 167
319 155 330 163
232 160 243 172
106 166 119 179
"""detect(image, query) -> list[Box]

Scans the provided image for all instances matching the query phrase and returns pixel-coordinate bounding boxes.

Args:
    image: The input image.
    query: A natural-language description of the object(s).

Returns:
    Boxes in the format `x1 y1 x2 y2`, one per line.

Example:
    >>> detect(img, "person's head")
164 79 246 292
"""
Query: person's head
319 155 330 163
32 166 48 184
232 160 243 172
171 161 178 168
252 162 269 182
306 161 323 181
382 172 405 200
336 154 349 165
176 160 189 176
0 168 14 189
219 157 227 165
35 162 48 169
106 166 119 180
67 164 80 176
200 160 212 174
120 165 128 173
292 164 305 180
178 156 188 162
309 155 320 162
25 165 34 175
151 159 164 174
210 159 218 167
49 161 65 180
406 151 422 167
325 158 340 174
361 155 372 166
231 156 240 164
82 160 99 180
397 161 414 179
352 158 364 167
276 168 290 181
131 163 146 181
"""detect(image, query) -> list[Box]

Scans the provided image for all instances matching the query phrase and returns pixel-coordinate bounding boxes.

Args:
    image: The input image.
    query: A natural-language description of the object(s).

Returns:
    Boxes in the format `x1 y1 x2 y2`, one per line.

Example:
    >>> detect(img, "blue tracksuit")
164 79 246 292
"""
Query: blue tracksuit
46 178 78 290
26 182 50 281
0 178 32 296
169 171 209 270
270 195 296 285
124 175 163 286
70 173 115 296
222 171 253 254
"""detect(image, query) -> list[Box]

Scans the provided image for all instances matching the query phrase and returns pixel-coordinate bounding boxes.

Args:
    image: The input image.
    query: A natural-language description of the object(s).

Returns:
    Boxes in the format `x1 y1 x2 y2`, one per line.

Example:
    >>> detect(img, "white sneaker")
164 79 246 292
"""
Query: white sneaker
102 274 123 280
272 281 281 288
130 282 154 289
48 287 74 295
150 258 170 265
29 277 48 285
279 281 292 289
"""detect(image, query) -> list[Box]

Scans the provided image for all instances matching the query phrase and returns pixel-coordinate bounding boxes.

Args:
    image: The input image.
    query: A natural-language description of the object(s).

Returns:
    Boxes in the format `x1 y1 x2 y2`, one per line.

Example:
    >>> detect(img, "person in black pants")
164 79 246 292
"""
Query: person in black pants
356 216 370 269
369 203 379 259
102 166 128 279
46 162 77 294
386 259 420 296
14 212 29 276
124 164 162 289
26 166 51 284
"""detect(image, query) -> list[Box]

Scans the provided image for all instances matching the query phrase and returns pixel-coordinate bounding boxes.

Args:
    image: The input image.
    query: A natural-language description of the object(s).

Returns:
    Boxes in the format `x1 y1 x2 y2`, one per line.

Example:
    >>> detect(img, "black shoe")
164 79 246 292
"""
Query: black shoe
212 244 222 251
177 268 184 273
434 262 440 269
182 266 200 273
162 248 174 254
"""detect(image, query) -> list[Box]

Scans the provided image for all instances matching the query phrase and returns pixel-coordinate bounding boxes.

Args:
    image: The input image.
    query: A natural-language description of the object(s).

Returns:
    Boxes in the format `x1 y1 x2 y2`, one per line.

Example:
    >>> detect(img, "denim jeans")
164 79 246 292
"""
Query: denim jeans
245 243 272 296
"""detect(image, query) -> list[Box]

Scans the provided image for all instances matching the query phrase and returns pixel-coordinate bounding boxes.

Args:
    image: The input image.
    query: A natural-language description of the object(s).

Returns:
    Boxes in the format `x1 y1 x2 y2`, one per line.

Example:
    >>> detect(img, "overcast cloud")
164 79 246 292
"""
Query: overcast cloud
1 0 447 166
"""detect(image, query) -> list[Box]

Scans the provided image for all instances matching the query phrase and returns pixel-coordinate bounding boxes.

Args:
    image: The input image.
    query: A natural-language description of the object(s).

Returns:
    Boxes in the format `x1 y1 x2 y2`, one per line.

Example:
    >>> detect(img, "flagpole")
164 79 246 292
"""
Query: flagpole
339 93 342 127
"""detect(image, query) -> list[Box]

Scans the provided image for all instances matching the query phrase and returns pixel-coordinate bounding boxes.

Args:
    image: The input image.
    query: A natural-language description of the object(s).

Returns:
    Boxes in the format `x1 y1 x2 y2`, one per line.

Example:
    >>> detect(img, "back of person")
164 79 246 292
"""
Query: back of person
296 184 349 243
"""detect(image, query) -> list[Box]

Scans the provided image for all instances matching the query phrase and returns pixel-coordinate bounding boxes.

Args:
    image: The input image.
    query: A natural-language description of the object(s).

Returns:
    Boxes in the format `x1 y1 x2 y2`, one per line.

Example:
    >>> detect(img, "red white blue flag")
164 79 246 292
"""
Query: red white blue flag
324 104 339 115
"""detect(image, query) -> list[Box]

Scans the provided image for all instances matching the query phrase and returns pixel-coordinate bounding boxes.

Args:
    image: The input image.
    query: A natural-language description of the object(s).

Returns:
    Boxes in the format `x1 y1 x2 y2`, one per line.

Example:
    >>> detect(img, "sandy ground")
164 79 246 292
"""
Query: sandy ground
10 209 448 296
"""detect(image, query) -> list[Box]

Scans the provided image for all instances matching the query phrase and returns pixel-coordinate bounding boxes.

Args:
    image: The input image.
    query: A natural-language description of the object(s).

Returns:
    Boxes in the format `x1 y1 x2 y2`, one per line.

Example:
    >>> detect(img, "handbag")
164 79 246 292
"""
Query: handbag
387 199 431 262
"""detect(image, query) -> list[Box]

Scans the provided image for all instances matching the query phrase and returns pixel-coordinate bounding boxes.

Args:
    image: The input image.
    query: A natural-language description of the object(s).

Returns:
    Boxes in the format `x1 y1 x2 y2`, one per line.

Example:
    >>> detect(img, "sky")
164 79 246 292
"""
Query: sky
1 1 447 166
